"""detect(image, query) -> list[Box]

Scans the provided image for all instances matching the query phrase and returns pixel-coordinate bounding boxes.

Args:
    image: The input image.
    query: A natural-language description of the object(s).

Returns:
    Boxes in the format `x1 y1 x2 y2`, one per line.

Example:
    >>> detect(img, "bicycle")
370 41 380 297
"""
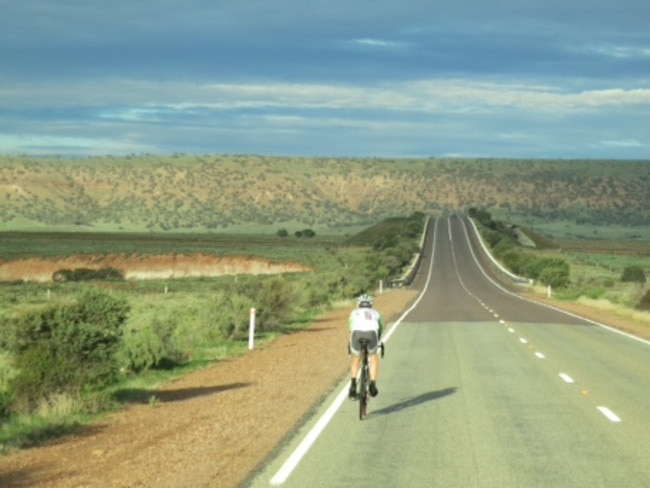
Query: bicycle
357 338 384 420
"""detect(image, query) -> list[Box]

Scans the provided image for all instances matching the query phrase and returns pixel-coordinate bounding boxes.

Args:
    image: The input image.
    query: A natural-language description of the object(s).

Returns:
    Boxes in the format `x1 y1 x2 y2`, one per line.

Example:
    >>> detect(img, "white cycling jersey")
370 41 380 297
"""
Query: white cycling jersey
349 307 382 333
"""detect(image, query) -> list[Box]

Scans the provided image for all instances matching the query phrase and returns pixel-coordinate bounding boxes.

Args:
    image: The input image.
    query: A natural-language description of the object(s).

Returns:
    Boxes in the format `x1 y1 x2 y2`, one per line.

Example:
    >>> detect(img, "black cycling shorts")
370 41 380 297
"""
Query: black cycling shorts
349 330 379 356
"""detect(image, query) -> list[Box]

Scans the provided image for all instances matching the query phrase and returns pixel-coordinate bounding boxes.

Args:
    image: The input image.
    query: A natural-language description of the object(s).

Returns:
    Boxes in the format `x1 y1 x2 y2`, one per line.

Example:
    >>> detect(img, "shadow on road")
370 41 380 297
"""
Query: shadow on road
370 387 458 416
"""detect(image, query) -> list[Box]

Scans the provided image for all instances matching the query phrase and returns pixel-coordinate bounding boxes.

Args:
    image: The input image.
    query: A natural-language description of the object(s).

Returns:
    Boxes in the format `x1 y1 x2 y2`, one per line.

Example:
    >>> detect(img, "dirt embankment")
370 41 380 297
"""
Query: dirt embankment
0 254 310 283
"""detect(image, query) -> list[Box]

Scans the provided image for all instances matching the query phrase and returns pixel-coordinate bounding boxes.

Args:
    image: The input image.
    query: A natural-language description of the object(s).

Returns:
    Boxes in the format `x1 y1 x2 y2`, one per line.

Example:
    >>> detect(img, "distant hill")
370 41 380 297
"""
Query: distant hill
0 155 648 233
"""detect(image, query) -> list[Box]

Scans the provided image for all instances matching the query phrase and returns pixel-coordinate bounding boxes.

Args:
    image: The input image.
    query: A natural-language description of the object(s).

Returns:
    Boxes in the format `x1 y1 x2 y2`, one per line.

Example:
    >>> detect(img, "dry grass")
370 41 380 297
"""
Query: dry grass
575 296 650 326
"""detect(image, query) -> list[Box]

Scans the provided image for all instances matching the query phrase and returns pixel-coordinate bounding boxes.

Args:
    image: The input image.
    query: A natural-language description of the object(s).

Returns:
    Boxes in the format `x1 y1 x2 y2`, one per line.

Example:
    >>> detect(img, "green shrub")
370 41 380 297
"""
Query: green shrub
483 229 504 248
209 291 255 341
538 264 570 288
492 236 515 256
9 288 129 412
118 326 164 372
621 265 647 283
254 278 301 333
499 249 543 279
636 290 650 311
150 315 186 365
0 390 12 421
301 274 334 308
523 257 567 281
499 249 523 273
118 314 184 373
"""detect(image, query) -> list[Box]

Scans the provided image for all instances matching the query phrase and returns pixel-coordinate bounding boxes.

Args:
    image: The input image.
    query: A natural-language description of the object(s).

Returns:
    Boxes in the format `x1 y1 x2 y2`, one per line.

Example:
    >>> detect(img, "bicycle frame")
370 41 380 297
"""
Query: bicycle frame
355 338 384 420
358 339 370 420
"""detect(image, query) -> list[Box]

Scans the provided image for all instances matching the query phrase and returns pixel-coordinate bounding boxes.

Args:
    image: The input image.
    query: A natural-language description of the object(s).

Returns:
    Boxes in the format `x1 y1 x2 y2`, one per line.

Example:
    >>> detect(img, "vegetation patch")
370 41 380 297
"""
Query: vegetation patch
0 213 426 452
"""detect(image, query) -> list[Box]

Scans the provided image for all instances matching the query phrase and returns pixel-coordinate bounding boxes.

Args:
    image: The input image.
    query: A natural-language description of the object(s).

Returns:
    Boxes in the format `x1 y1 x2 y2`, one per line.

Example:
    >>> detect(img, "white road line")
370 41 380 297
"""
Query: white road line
270 387 348 485
535 352 546 359
508 328 515 333
519 338 528 344
597 406 622 422
559 373 575 384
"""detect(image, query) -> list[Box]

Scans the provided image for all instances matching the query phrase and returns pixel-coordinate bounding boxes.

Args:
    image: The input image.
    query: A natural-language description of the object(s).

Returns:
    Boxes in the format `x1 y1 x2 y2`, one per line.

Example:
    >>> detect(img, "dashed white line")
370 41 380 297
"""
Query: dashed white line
559 373 575 384
492 312 624 426
597 406 622 422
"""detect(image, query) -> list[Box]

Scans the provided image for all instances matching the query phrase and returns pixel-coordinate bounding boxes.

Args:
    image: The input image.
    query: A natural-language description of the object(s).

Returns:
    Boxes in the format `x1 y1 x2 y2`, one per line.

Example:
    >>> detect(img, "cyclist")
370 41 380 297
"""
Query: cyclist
348 293 384 400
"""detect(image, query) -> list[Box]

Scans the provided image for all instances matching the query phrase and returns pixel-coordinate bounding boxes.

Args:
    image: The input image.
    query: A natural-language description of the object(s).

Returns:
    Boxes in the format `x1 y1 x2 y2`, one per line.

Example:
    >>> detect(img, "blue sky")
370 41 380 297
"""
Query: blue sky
1 0 649 159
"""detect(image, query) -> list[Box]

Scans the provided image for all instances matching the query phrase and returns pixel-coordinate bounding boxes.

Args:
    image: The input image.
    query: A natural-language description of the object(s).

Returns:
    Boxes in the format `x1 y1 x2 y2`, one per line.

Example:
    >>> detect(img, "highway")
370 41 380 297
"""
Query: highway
245 216 650 487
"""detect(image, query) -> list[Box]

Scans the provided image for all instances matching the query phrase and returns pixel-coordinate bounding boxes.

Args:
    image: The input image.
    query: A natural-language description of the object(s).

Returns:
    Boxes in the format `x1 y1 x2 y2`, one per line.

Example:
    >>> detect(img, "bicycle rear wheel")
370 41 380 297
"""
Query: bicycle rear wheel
359 365 368 420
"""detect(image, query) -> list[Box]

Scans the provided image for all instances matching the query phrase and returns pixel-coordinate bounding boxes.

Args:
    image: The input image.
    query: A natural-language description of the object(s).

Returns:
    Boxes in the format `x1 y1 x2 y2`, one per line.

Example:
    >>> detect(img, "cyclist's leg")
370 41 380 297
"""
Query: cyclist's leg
350 355 361 378
365 330 379 381
349 331 362 378
349 332 362 399
369 353 379 382
368 331 380 396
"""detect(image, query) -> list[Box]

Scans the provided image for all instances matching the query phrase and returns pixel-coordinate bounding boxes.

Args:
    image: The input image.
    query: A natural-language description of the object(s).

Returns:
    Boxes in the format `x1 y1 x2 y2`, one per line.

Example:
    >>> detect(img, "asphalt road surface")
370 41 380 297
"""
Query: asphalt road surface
245 216 650 488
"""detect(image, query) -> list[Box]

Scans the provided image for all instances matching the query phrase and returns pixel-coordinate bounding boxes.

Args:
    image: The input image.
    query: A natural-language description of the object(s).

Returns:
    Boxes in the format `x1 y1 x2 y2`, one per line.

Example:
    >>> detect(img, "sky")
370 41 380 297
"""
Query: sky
1 0 649 159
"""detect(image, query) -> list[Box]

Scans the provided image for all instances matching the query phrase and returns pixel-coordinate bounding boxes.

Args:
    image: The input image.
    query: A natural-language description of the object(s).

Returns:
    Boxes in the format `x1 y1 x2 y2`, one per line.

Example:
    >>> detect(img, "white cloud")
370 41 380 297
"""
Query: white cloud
586 44 650 59
355 38 390 47
600 139 646 147
351 38 410 49
99 78 650 113
0 133 155 155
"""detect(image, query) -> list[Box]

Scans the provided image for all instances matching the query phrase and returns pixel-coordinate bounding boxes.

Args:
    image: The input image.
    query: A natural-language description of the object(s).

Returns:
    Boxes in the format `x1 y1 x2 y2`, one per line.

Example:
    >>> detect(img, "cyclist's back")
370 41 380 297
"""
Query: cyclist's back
348 293 384 399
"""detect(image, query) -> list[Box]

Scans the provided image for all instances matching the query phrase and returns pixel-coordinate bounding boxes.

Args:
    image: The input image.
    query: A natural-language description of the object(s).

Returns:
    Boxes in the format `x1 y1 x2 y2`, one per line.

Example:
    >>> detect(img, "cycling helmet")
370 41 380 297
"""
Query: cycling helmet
357 293 373 308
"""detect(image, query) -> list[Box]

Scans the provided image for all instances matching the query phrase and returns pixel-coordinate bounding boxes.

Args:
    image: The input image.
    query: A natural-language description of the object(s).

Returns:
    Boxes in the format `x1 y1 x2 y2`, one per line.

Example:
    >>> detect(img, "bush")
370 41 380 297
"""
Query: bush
538 264 570 288
300 274 334 308
636 290 650 311
209 291 255 341
0 390 12 421
492 236 515 256
9 288 129 412
254 278 301 333
118 326 164 373
53 267 124 282
621 266 647 283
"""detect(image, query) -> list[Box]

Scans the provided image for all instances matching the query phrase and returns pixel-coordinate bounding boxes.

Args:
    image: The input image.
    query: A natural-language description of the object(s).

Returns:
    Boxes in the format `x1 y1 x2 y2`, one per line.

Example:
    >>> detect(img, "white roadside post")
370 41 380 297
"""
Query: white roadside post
248 307 256 350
